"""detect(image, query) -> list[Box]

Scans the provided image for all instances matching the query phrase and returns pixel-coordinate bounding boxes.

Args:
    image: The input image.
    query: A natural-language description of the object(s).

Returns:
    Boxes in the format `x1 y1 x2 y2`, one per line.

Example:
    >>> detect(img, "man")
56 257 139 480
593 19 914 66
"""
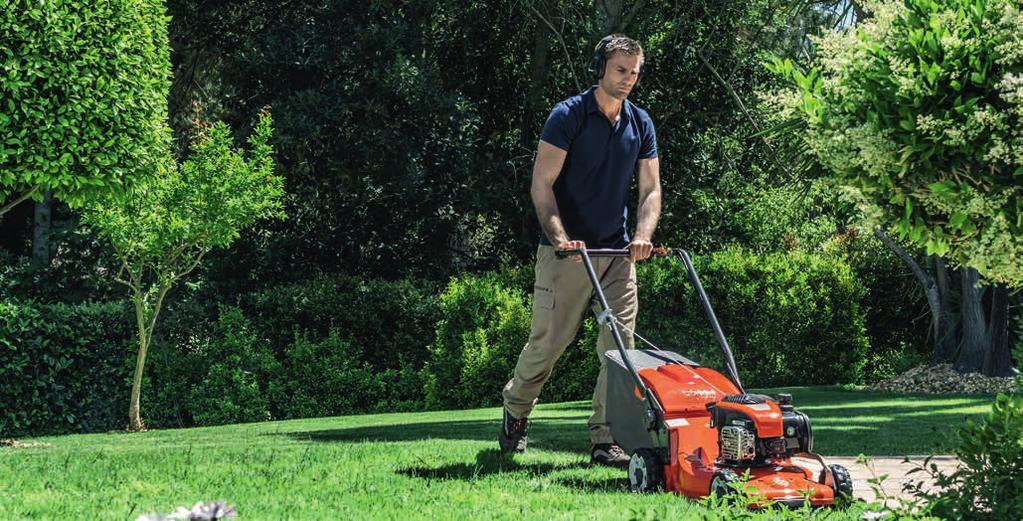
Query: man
499 34 661 468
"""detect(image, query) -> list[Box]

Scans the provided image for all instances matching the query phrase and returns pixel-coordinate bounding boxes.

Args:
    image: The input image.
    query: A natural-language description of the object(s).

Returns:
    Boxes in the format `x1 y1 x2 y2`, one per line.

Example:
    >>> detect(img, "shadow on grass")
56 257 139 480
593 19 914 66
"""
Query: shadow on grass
398 448 630 491
283 417 592 453
398 448 578 480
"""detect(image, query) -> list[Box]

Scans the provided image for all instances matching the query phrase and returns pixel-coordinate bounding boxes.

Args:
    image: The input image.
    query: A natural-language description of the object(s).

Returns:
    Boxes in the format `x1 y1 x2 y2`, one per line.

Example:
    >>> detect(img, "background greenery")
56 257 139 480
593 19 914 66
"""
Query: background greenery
1 1 1020 436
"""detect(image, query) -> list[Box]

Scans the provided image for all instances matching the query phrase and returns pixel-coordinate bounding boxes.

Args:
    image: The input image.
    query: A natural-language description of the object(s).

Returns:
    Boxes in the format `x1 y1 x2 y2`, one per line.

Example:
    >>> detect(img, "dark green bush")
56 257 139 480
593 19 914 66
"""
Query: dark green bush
911 393 1023 519
187 306 276 426
243 274 441 372
272 330 395 418
0 300 132 436
822 228 931 381
637 248 870 387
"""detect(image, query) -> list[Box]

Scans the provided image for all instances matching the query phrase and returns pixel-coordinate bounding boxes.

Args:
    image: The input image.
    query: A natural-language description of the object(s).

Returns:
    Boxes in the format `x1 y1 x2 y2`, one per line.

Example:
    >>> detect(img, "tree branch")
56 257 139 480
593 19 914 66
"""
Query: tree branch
620 0 648 32
0 186 39 217
696 51 800 182
524 0 581 92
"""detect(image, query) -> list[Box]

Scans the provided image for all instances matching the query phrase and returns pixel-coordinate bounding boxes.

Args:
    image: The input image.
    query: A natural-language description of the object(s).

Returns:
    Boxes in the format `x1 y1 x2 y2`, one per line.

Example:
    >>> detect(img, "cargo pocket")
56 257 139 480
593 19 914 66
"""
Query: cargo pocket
533 286 555 310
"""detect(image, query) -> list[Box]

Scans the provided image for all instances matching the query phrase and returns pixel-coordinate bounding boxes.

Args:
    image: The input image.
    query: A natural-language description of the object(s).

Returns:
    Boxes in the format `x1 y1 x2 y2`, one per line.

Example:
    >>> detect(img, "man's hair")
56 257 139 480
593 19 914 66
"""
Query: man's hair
596 34 643 60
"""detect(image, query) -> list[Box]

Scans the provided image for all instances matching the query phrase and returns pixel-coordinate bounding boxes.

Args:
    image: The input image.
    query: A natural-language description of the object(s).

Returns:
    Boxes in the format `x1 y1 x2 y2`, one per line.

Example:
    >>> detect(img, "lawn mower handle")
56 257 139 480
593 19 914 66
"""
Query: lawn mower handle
557 246 745 397
553 247 670 258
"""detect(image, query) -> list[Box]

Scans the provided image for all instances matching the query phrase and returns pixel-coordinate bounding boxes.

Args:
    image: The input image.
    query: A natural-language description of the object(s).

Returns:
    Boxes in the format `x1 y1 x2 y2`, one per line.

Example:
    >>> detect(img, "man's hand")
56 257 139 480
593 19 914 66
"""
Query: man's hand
627 239 653 263
556 239 587 262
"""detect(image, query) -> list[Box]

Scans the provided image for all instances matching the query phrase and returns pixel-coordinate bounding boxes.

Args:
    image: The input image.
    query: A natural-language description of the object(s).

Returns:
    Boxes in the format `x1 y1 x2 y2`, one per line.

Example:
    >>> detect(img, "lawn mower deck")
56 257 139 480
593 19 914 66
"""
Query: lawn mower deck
562 247 853 507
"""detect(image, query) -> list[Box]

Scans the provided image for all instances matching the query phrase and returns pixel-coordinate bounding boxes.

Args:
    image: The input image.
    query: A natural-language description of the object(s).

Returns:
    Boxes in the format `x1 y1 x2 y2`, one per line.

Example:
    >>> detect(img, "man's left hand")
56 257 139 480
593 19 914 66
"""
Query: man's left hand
627 239 653 263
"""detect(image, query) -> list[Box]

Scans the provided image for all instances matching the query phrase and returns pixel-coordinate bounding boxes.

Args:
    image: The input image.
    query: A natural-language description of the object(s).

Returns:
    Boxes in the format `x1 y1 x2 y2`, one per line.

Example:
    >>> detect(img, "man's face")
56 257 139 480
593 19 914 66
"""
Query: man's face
599 52 643 101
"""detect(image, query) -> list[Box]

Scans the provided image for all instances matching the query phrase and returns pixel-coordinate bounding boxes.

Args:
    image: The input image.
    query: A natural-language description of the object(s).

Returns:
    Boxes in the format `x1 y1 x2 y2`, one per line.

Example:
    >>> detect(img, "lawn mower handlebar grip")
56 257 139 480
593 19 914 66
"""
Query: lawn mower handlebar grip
554 247 670 259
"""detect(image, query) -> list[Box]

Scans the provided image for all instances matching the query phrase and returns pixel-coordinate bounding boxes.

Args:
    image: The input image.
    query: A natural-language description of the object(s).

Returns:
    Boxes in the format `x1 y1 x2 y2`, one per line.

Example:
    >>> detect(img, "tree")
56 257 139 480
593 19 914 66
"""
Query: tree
83 111 284 431
770 0 1022 375
771 0 1023 285
0 0 171 218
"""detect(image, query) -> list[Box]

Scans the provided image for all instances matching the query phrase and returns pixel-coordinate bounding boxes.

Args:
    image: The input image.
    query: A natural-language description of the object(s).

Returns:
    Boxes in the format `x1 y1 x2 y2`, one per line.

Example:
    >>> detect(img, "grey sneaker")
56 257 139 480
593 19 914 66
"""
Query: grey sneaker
499 408 528 453
591 443 629 468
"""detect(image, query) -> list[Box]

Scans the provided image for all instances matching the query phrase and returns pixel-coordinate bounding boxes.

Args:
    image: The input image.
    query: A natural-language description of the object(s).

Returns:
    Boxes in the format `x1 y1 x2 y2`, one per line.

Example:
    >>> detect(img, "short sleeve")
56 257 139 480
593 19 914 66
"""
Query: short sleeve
539 102 576 151
639 114 657 159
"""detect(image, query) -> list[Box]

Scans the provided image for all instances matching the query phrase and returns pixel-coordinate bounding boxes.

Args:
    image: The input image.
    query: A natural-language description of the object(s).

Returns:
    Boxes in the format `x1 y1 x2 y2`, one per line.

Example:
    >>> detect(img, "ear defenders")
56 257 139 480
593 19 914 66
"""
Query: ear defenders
588 35 647 85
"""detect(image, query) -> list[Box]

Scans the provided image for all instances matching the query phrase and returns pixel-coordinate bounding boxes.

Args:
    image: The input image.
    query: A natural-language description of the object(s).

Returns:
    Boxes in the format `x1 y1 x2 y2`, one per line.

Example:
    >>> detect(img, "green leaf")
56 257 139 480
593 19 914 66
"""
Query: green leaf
949 212 967 230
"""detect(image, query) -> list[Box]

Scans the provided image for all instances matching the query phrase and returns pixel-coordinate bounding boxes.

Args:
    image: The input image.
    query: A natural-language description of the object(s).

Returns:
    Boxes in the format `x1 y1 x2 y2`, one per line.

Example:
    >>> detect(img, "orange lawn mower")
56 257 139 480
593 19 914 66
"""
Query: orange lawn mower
557 247 854 508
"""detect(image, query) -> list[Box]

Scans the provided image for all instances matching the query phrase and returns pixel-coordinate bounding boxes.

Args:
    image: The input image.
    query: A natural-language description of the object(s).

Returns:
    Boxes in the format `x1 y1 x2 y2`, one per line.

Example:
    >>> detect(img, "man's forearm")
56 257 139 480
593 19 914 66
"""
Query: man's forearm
633 188 661 242
532 188 570 244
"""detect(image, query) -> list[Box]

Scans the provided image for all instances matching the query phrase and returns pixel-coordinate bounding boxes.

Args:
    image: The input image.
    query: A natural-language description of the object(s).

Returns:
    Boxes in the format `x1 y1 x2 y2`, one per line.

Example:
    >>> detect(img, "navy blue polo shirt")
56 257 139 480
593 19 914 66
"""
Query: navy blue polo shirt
538 86 657 248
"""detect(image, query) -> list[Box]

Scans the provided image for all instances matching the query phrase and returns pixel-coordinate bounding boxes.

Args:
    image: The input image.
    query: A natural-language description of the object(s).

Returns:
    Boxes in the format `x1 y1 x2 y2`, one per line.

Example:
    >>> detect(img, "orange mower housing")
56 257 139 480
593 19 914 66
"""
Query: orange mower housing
561 247 853 508
606 351 851 507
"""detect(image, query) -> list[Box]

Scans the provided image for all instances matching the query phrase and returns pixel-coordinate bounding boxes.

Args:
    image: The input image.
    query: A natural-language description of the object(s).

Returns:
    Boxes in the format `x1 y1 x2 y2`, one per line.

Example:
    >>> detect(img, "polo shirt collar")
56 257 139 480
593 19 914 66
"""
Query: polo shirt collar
583 86 632 125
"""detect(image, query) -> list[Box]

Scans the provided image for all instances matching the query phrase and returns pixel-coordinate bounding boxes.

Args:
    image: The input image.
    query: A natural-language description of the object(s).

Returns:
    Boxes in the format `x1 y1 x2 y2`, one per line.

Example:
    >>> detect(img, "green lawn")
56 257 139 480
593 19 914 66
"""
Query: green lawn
0 387 992 520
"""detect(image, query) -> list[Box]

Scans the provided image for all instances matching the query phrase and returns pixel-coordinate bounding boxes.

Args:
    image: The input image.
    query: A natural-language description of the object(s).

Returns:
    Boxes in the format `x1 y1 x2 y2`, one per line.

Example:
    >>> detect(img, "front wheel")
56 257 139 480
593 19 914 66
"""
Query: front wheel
828 464 854 506
710 469 740 498
628 448 663 493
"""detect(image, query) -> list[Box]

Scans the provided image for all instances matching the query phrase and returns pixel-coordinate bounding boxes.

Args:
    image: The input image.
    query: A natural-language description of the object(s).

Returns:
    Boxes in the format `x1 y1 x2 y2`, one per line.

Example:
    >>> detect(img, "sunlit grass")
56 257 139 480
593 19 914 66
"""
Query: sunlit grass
0 387 992 519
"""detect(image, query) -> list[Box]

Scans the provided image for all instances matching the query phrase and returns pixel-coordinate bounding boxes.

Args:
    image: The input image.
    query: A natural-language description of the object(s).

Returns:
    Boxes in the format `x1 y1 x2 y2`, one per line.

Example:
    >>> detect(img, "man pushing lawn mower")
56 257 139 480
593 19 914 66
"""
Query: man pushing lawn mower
499 34 660 468
497 35 854 508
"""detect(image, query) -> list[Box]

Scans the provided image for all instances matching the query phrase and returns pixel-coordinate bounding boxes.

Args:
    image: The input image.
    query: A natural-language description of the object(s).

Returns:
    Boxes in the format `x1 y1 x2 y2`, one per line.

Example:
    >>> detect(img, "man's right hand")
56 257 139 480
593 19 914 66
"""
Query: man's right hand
556 239 586 262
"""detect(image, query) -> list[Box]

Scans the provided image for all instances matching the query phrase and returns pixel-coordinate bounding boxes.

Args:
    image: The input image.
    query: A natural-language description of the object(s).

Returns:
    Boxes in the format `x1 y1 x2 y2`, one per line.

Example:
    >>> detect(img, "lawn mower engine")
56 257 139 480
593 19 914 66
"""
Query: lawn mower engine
606 349 853 507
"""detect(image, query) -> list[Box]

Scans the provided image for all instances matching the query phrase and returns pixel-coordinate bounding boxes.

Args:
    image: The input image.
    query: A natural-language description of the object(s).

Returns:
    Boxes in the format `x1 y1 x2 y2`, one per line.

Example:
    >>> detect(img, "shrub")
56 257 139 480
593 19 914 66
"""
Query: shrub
0 0 172 213
638 247 870 387
822 227 932 382
244 274 441 372
0 300 132 436
424 273 530 409
910 393 1023 519
272 330 391 418
187 306 276 426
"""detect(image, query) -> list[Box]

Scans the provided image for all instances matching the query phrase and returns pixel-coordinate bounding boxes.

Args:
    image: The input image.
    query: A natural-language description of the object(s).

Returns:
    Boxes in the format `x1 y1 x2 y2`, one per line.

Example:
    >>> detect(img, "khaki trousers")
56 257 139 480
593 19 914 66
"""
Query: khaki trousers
502 245 637 444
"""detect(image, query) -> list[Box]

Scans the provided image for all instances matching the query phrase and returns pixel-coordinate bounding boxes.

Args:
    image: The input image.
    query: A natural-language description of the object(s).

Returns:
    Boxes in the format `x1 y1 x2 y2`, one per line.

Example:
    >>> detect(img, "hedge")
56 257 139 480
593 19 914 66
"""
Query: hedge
1 251 874 434
0 300 132 437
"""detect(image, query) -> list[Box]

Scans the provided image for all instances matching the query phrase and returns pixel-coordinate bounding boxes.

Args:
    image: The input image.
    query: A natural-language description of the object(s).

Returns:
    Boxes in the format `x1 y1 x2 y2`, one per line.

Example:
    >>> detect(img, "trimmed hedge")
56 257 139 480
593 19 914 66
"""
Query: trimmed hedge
638 248 870 387
422 248 871 410
0 300 132 437
1 251 873 434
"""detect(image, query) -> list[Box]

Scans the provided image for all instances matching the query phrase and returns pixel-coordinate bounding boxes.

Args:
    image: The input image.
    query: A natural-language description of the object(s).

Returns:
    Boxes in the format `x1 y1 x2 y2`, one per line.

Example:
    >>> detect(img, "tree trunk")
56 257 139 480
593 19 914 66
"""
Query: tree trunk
982 284 1013 376
127 283 173 432
933 257 958 363
520 19 550 149
128 292 150 432
956 267 988 373
595 0 646 35
874 229 945 362
32 191 53 268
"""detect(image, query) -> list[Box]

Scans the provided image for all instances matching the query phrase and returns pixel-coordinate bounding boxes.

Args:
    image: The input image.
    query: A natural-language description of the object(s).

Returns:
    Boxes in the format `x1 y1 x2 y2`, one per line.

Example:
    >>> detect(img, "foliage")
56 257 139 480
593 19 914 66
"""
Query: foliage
0 0 171 214
821 226 932 380
272 330 393 419
83 111 284 430
638 248 870 387
769 0 1023 286
424 273 531 409
907 393 1023 519
242 274 442 373
0 299 132 437
187 306 275 426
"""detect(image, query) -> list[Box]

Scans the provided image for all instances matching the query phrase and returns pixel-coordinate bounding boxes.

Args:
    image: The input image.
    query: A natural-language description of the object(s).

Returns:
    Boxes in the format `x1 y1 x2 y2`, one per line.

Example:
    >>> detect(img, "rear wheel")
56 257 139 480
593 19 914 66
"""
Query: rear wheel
710 469 740 498
828 464 854 507
628 448 662 493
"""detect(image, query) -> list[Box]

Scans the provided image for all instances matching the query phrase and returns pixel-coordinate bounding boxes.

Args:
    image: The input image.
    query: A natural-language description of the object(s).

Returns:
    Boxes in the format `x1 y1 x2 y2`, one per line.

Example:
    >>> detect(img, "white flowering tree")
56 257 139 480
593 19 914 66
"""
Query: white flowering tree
769 0 1022 374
